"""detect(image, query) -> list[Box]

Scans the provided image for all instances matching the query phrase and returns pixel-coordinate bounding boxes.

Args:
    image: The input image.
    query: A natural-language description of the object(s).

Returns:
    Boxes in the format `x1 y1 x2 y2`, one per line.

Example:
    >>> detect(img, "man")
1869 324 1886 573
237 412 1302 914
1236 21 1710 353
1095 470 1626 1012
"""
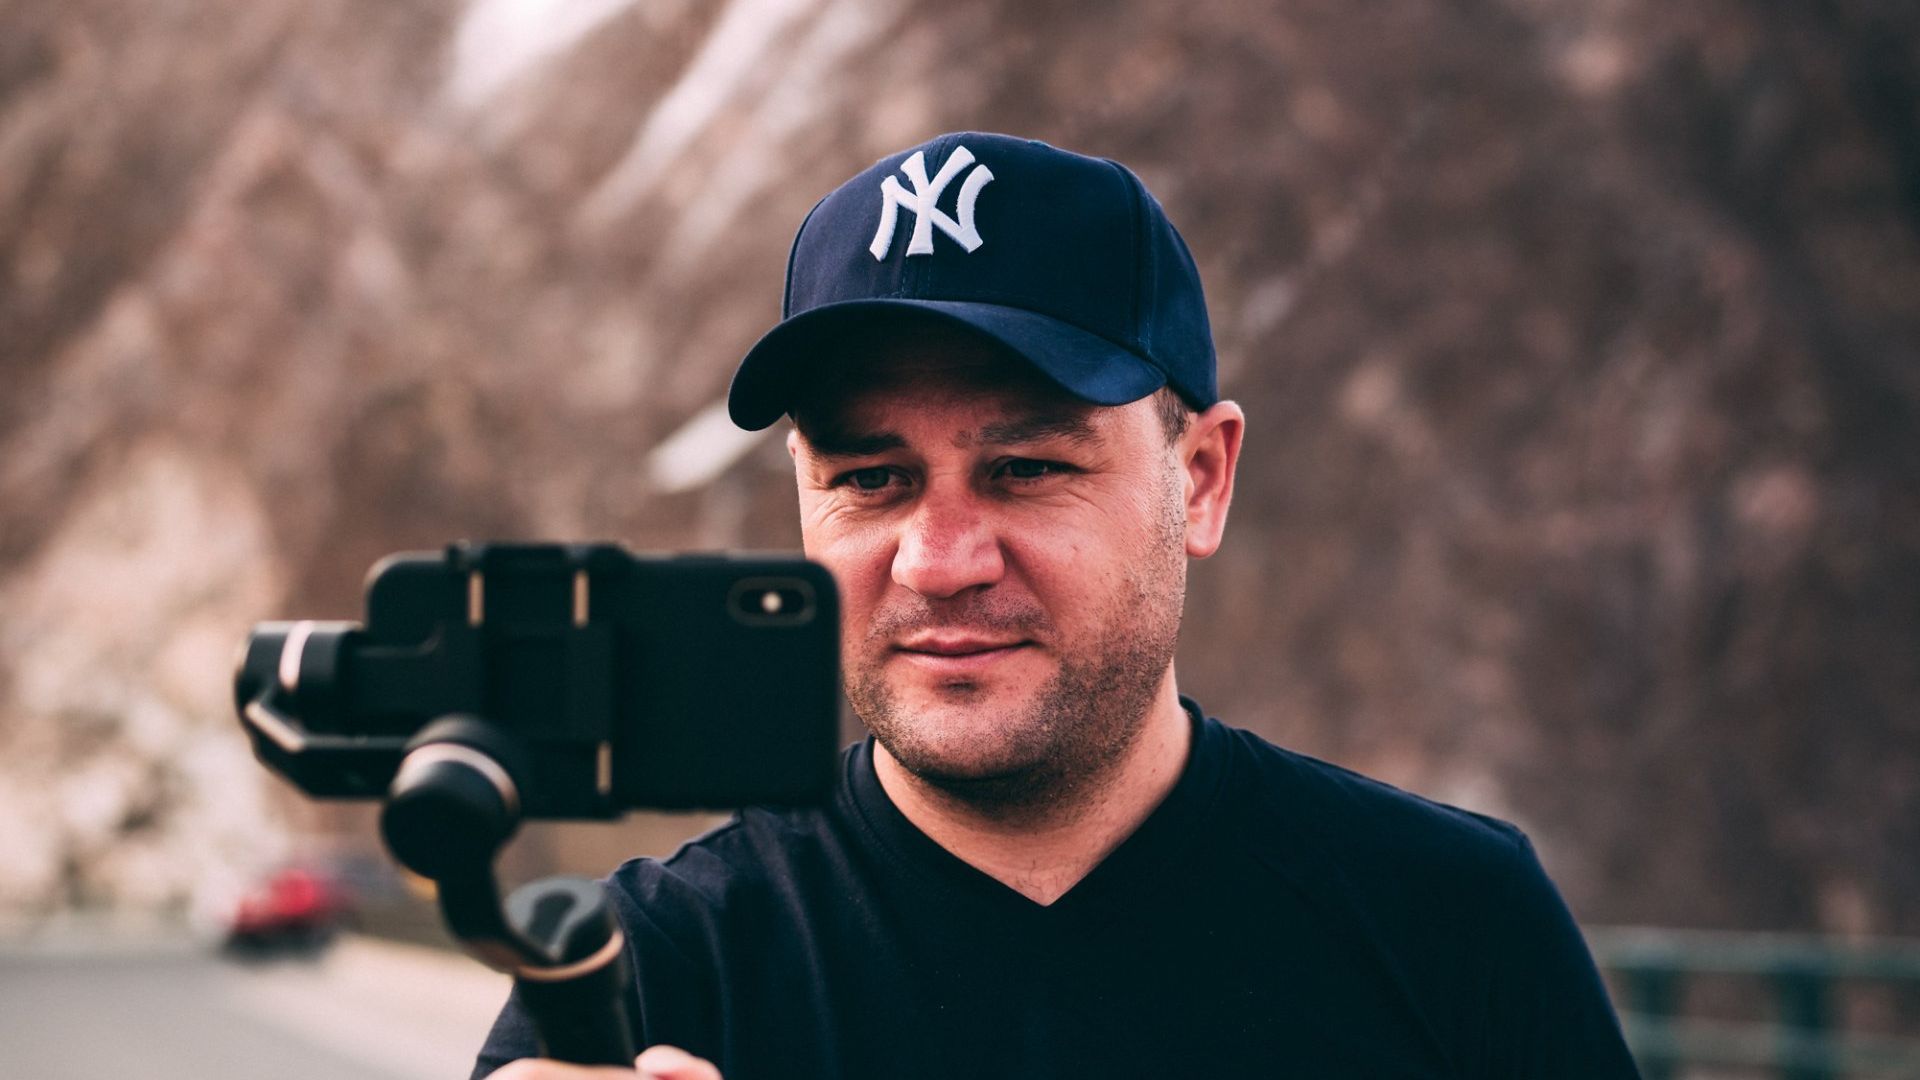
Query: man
477 132 1640 1079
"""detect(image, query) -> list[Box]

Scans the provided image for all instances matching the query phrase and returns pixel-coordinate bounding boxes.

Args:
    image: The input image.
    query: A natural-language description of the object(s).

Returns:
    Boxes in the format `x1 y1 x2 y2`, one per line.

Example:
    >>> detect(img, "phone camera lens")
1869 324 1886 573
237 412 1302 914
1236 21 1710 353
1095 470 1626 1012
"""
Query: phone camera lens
730 580 814 624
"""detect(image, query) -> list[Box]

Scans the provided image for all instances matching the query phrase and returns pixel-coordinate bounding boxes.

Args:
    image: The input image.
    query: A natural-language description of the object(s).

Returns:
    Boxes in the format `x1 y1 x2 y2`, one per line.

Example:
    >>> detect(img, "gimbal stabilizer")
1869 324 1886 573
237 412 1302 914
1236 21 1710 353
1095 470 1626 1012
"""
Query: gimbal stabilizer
233 544 843 1066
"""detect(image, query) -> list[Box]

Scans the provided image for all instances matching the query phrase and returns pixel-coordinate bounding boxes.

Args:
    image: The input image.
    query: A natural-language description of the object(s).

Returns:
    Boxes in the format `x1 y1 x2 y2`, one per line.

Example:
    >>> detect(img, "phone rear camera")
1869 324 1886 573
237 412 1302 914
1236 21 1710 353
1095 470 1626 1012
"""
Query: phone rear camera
729 579 816 625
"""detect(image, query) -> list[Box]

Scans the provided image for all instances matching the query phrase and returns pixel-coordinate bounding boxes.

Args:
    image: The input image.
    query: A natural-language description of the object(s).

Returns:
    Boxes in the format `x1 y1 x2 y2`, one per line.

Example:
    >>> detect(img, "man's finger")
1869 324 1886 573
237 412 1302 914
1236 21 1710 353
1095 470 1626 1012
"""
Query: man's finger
635 1044 724 1080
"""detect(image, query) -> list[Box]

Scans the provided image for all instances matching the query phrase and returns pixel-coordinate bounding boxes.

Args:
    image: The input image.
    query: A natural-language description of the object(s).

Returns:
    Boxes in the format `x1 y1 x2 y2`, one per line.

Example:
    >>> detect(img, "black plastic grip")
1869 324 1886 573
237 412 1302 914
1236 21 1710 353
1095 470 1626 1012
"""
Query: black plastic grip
506 878 638 1067
517 948 637 1066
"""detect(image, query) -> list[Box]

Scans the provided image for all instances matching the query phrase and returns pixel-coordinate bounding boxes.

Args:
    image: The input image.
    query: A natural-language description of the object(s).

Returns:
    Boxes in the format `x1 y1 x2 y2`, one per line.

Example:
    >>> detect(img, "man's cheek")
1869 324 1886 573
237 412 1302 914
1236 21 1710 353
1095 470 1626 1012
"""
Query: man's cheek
813 531 895 593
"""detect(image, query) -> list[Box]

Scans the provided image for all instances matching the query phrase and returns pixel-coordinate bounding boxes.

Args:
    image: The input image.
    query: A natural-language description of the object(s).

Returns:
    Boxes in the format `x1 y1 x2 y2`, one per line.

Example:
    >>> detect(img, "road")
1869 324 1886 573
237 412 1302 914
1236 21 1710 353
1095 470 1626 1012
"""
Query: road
0 933 511 1080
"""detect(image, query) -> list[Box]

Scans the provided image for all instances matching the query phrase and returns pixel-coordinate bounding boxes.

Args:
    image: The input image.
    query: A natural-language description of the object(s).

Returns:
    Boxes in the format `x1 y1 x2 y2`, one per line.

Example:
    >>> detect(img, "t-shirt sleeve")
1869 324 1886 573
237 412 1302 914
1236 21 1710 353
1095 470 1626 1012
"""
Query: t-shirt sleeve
471 983 541 1079
1481 830 1642 1079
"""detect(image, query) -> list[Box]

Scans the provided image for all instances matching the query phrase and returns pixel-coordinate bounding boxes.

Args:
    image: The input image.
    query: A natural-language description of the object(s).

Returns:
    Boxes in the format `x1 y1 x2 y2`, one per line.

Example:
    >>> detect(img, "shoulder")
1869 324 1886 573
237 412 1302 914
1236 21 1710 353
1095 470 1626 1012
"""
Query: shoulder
606 802 839 923
587 806 847 1015
1209 720 1608 1044
1206 722 1635 1074
598 739 889 970
1212 721 1541 901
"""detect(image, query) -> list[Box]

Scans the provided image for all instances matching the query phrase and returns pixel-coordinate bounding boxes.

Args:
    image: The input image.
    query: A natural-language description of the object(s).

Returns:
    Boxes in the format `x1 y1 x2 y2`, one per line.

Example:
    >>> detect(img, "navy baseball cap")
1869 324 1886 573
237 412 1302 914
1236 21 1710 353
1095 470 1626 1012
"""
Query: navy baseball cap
727 132 1217 430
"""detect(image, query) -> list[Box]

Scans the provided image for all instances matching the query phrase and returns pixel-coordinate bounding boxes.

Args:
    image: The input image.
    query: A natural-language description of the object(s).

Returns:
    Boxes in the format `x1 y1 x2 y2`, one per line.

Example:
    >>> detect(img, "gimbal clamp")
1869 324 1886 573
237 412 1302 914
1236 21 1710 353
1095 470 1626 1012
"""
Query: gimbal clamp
378 715 636 1067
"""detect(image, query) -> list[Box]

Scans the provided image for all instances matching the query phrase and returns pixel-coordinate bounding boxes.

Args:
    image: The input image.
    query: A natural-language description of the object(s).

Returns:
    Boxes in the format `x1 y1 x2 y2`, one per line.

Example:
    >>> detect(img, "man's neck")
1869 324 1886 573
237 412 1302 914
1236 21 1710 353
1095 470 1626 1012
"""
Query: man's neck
871 683 1194 906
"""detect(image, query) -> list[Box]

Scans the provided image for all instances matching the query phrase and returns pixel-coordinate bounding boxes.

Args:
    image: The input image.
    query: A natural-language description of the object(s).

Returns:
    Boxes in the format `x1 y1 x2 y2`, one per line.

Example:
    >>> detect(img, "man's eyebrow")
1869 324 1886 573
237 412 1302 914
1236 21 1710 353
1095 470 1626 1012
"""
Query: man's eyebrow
974 412 1102 447
802 429 907 460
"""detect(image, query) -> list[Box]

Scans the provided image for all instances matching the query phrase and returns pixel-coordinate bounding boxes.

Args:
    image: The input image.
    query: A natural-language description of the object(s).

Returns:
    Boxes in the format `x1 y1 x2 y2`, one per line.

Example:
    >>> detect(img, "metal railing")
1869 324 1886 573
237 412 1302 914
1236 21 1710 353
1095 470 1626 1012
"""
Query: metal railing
1587 927 1920 1080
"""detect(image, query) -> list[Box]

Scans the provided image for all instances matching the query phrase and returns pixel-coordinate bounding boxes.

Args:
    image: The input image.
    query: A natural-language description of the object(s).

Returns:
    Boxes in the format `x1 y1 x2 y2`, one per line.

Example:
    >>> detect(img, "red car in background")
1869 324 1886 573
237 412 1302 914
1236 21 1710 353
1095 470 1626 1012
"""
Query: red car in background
223 866 353 953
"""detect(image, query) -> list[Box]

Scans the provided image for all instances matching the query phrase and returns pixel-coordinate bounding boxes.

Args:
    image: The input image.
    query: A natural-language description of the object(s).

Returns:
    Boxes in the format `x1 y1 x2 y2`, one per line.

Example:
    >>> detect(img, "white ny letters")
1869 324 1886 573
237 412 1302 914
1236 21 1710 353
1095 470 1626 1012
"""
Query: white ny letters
868 145 995 261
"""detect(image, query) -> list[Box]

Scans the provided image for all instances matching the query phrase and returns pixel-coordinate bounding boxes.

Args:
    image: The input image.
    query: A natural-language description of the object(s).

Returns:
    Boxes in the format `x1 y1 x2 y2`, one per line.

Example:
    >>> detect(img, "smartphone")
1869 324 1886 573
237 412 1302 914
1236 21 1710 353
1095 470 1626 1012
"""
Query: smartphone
235 542 843 816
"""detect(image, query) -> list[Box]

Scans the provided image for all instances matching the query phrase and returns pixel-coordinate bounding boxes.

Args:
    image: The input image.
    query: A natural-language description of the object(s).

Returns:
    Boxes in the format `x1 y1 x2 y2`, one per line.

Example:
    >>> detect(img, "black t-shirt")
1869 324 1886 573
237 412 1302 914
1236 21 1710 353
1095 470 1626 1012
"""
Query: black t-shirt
474 703 1640 1078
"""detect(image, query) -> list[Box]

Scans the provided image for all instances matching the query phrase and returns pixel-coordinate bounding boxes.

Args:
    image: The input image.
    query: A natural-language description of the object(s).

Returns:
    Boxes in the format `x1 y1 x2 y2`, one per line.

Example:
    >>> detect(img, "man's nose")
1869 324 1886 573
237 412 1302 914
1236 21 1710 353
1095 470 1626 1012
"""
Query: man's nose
891 490 1005 599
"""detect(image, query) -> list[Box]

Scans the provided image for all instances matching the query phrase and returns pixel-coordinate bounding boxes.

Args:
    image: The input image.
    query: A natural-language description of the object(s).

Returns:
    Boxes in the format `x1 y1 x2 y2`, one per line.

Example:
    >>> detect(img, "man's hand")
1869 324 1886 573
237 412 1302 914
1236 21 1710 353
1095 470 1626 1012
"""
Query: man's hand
490 1045 722 1080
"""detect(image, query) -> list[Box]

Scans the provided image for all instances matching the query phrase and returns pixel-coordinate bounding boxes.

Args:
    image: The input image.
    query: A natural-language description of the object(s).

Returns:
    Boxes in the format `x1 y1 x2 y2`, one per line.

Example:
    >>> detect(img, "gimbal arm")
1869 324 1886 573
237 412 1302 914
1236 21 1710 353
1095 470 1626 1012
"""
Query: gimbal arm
379 718 637 1067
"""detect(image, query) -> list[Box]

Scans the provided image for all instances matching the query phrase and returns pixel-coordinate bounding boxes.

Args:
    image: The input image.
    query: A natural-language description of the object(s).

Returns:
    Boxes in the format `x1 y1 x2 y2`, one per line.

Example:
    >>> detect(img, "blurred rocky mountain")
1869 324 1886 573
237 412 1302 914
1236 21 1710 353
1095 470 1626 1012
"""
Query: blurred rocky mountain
1 0 1915 935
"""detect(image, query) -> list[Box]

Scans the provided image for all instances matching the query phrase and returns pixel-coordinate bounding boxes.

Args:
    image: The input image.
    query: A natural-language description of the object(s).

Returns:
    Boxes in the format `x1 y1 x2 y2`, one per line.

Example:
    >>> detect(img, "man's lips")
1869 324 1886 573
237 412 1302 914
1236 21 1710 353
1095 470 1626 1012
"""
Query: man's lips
896 634 1028 656
890 635 1034 674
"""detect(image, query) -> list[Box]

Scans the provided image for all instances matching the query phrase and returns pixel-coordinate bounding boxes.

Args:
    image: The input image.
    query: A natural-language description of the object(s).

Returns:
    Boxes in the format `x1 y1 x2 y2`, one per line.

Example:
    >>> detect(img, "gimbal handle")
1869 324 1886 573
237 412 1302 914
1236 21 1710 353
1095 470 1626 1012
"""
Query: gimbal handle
379 718 636 1067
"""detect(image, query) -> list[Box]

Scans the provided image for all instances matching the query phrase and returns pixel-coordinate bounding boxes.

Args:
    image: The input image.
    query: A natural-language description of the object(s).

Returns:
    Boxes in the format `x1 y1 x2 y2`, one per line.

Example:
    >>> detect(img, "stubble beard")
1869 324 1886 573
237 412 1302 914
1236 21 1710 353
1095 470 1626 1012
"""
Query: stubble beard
846 468 1190 822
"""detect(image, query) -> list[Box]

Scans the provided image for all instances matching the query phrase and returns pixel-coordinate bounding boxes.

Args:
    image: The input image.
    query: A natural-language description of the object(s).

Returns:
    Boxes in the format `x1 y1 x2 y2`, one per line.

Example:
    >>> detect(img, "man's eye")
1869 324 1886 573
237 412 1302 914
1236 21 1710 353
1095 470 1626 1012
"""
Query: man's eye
1000 459 1058 480
846 467 895 491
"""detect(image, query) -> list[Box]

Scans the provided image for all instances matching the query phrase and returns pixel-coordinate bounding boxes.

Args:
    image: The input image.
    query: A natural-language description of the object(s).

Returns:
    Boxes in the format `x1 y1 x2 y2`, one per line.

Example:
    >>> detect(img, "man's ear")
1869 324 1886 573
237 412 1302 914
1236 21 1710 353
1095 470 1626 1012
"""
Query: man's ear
1179 400 1244 558
787 426 802 461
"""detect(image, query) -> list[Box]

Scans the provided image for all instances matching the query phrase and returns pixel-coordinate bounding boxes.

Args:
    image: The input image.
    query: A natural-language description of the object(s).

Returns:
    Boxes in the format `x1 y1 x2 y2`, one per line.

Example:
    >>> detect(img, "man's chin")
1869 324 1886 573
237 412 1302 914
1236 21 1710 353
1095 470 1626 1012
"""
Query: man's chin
871 664 1033 714
865 695 1051 776
873 732 1059 805
885 685 1034 733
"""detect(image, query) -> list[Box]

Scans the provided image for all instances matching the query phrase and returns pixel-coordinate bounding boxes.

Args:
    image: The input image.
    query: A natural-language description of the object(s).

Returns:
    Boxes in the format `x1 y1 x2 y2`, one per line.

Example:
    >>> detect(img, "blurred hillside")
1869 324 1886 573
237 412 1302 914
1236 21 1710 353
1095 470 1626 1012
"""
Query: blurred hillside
1 0 1915 936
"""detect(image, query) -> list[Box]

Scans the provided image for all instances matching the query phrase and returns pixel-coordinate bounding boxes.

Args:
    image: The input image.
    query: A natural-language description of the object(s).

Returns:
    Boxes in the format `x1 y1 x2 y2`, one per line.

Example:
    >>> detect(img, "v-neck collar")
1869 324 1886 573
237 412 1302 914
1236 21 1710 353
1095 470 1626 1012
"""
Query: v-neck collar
837 698 1233 924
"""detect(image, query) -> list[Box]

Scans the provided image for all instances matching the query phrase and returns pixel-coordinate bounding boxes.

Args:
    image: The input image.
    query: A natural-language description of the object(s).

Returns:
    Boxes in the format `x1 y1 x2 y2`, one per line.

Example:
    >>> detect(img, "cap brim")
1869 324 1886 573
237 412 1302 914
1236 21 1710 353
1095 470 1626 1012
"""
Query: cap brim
727 299 1168 431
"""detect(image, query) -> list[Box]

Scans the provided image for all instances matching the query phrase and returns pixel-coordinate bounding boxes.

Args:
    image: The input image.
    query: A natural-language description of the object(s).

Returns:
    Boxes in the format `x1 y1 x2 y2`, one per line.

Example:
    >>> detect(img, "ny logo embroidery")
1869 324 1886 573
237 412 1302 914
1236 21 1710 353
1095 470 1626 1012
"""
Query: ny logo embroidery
869 145 995 261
